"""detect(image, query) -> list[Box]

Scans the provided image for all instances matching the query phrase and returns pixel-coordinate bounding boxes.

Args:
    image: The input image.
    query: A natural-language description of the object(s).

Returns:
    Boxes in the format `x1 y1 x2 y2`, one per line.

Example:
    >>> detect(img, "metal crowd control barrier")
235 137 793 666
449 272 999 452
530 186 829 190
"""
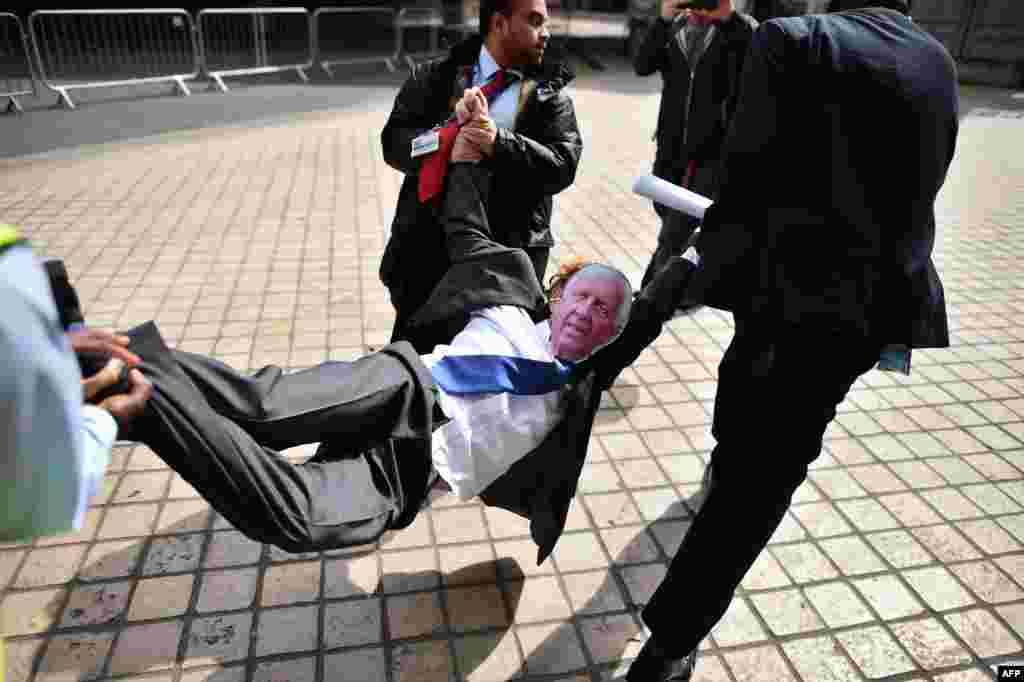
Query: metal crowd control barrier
198 8 313 92
0 13 35 113
27 9 198 110
395 7 445 70
313 7 397 75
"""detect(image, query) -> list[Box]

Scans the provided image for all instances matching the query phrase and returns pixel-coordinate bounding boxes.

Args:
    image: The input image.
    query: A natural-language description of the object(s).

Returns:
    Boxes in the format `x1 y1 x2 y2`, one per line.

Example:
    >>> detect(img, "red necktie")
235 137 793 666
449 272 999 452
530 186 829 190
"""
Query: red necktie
418 70 511 203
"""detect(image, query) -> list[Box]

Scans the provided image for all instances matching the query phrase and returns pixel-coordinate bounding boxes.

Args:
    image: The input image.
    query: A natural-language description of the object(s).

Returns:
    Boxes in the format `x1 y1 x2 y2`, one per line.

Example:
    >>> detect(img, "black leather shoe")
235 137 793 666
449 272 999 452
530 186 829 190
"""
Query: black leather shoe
625 638 697 681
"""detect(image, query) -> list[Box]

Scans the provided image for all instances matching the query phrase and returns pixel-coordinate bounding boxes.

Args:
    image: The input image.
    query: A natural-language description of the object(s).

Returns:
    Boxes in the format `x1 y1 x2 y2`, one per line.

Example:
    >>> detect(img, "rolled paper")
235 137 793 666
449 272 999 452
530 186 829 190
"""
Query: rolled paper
632 174 713 220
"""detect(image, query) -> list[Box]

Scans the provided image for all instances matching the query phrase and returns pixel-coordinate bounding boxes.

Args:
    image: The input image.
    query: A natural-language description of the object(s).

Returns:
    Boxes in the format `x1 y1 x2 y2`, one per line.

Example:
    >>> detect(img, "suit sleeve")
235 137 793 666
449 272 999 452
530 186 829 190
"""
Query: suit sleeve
381 64 446 175
491 91 582 196
408 164 547 328
633 17 672 76
592 254 699 390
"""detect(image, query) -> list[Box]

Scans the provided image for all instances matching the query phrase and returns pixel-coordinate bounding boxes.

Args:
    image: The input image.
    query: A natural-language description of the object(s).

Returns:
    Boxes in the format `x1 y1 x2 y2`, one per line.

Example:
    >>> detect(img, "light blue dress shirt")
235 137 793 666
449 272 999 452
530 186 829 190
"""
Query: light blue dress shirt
474 45 523 131
1 244 116 541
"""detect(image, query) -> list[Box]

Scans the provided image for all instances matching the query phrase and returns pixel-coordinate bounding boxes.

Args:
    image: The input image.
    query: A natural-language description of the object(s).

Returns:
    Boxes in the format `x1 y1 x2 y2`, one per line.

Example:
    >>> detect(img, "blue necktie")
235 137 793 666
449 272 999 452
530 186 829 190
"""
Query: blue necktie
431 354 576 396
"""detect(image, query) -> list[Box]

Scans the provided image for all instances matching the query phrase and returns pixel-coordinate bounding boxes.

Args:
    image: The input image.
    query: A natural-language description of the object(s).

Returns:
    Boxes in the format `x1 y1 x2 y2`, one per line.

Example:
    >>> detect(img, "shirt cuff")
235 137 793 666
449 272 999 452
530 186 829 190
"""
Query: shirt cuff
682 246 701 267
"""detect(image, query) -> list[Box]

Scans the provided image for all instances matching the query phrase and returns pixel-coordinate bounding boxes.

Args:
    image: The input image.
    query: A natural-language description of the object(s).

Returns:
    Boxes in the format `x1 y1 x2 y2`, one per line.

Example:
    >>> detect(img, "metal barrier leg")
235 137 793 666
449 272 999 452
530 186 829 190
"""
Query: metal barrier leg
385 58 396 73
53 86 75 109
4 96 23 114
210 73 228 93
322 62 334 78
296 66 309 83
173 76 191 97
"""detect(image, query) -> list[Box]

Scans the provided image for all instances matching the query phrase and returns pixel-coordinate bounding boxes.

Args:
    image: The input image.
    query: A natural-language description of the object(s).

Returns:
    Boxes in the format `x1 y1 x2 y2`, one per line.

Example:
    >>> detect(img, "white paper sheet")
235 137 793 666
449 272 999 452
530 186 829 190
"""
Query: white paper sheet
632 174 713 220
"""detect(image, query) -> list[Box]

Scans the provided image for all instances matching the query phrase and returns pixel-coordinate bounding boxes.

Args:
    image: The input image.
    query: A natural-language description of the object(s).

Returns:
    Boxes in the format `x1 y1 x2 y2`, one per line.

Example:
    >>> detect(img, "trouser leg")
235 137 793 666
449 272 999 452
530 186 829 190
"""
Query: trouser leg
640 318 879 657
125 321 435 552
641 210 700 290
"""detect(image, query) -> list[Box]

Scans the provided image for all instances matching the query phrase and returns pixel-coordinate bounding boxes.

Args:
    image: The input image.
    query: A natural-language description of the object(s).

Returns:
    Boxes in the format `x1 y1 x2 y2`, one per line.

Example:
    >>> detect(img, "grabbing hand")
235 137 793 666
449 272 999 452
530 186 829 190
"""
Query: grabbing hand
660 0 685 21
460 115 498 158
68 327 141 367
455 87 489 125
84 358 152 433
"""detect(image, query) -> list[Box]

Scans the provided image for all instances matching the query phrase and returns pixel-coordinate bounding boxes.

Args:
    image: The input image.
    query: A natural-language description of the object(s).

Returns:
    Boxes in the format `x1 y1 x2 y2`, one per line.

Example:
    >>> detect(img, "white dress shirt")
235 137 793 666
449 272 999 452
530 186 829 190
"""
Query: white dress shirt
474 45 523 131
421 305 568 500
1 244 115 541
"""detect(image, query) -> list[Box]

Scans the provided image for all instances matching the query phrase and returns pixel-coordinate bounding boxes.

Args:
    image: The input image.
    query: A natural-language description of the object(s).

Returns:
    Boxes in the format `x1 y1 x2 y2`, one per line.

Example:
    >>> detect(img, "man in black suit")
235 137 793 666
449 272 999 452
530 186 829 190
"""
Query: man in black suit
617 1 960 679
98 113 687 564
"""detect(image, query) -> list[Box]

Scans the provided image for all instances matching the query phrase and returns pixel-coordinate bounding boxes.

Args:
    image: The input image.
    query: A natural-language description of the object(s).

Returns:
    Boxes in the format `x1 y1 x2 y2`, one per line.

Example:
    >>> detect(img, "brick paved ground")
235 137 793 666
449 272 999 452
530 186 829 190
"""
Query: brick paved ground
1 66 1023 682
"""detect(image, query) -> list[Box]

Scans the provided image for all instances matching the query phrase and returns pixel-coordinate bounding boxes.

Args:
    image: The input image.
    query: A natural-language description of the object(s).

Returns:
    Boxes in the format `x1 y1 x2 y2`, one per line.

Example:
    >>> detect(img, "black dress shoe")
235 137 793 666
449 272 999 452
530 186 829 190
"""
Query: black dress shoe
625 637 697 681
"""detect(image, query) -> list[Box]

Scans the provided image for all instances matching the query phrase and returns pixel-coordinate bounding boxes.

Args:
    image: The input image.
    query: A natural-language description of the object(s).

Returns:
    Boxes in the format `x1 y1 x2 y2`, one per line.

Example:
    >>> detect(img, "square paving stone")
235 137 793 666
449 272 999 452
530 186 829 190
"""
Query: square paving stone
890 617 973 670
323 553 380 599
455 630 525 682
36 631 115 682
836 625 917 677
819 536 887 576
324 648 387 681
721 645 798 682
852 575 926 620
142 534 203 575
391 639 453 682
185 613 253 666
78 540 144 581
60 581 132 627
563 569 627 616
109 620 184 675
902 566 977 611
252 657 315 682
804 582 875 628
1 588 66 635
13 545 87 588
203 531 262 568
196 568 258 613
323 597 383 648
380 547 441 594
944 608 1021 657
579 613 642 664
709 598 769 647
770 543 839 583
750 589 825 636
865 530 934 568
386 591 446 640
781 635 862 682
128 574 194 620
254 605 318 657
617 563 668 608
517 622 587 676
911 524 982 562
950 560 1024 604
261 560 321 605
447 584 509 633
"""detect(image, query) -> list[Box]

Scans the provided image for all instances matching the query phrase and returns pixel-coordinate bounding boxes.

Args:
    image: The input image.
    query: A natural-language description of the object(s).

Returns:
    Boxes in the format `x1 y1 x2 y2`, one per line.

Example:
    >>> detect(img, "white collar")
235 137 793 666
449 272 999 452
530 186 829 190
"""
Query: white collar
478 44 501 82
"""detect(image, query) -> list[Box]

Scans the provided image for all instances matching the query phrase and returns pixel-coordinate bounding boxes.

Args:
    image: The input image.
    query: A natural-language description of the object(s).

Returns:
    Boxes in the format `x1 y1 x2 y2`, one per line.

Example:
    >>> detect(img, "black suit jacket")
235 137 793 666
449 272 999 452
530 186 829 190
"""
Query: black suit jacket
410 163 692 563
692 8 958 348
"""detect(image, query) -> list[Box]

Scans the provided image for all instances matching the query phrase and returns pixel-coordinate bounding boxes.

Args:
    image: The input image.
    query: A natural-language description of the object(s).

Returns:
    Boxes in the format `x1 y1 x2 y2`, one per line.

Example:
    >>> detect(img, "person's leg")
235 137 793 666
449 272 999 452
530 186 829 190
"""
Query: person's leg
640 210 700 290
125 322 435 552
634 319 879 665
167 342 435 453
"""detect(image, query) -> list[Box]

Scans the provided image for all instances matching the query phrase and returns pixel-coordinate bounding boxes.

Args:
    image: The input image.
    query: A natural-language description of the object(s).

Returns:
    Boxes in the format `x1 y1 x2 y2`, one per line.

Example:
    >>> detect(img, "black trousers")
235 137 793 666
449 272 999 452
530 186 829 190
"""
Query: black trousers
389 246 550 354
641 315 881 656
125 322 437 553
